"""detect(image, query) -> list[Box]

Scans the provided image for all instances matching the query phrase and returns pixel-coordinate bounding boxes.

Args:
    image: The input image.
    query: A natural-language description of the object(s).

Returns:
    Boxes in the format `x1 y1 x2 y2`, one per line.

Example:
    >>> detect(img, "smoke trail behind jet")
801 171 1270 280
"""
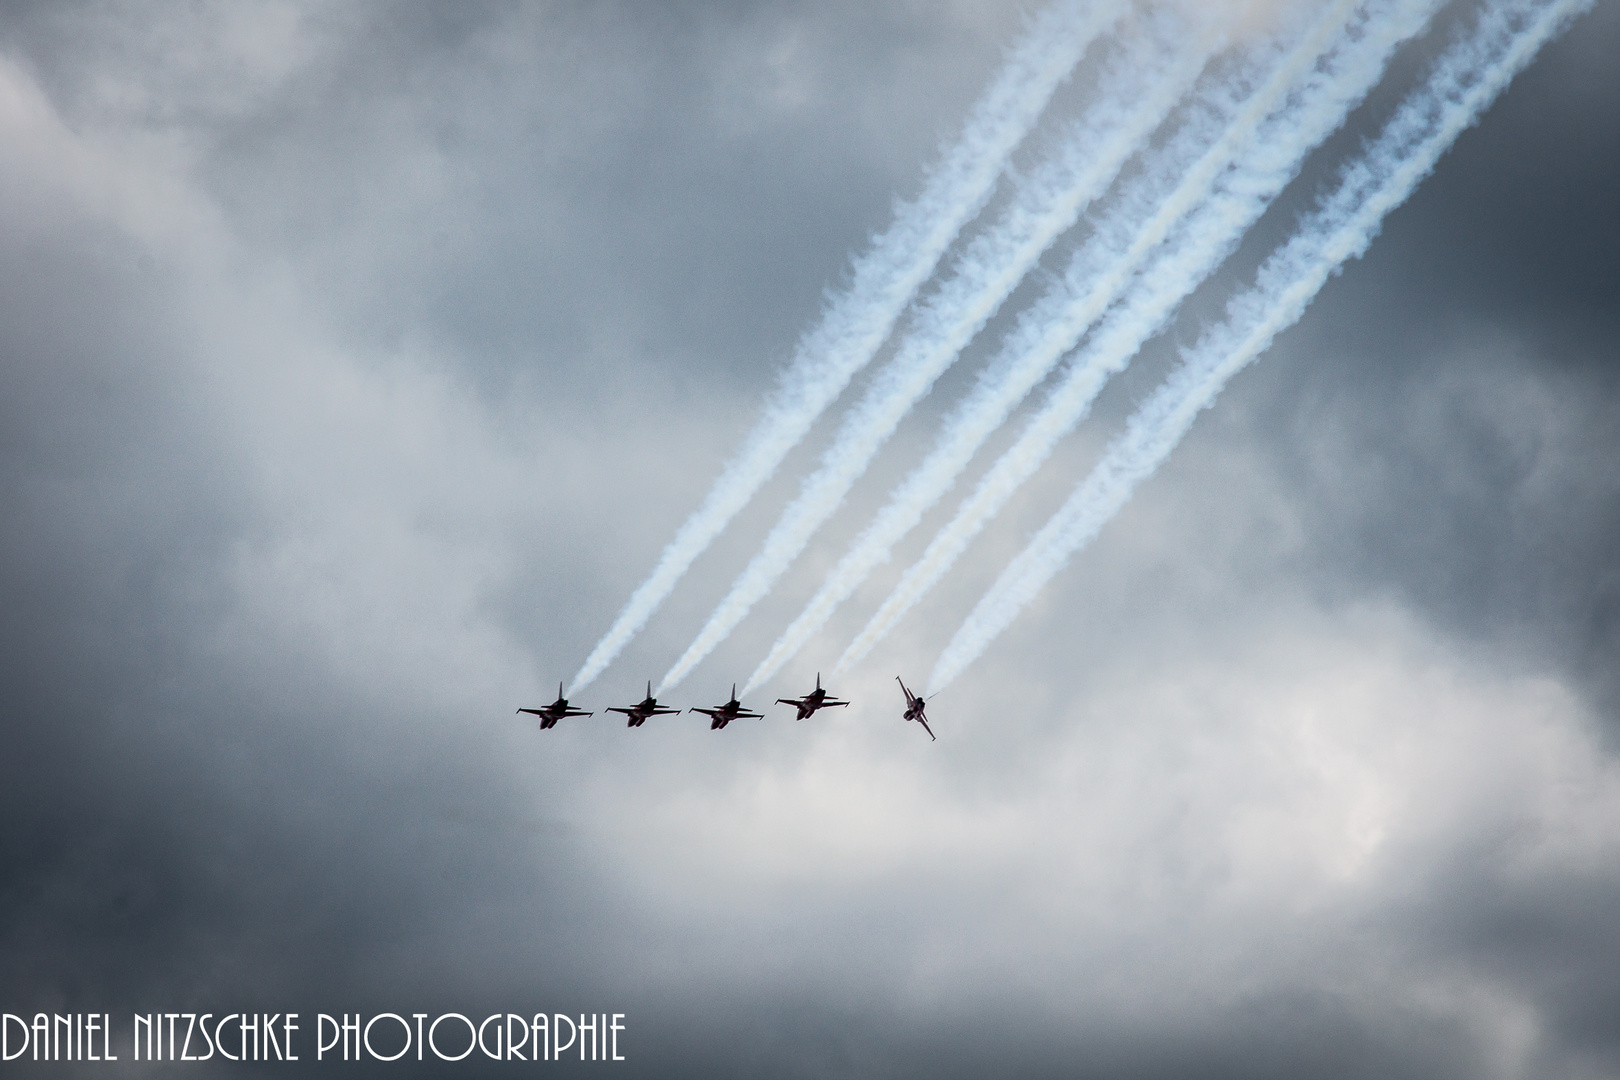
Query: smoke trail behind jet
659 9 1217 694
930 0 1593 695
833 0 1439 676
742 0 1366 695
566 0 1121 695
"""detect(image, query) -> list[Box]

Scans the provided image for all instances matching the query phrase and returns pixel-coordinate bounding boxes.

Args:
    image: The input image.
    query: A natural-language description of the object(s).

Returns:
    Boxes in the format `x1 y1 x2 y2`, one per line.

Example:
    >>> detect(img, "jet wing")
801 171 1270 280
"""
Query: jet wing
776 697 807 707
916 715 936 741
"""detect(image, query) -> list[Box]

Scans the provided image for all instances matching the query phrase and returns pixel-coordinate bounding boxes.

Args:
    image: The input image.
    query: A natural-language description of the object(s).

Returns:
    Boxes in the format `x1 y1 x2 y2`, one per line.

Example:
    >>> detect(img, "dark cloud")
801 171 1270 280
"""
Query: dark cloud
1228 0 1620 723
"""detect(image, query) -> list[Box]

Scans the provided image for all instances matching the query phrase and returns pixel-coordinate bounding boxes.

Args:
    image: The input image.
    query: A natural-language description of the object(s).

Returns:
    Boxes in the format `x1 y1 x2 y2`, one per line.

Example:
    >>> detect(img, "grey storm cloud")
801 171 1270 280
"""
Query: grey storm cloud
1 1 1618 1078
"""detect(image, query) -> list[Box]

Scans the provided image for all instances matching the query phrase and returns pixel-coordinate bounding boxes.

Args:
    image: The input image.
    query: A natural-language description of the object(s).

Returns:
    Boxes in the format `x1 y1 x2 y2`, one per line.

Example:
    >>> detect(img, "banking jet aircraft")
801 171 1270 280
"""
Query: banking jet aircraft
896 677 935 741
606 682 683 728
518 683 594 729
776 673 850 721
690 685 764 730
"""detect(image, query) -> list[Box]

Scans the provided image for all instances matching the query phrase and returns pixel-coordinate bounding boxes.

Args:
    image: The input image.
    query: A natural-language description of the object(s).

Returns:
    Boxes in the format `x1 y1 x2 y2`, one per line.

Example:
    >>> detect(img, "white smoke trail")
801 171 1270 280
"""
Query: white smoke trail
743 0 1367 694
823 0 1433 678
930 0 1592 694
566 0 1120 695
657 9 1219 694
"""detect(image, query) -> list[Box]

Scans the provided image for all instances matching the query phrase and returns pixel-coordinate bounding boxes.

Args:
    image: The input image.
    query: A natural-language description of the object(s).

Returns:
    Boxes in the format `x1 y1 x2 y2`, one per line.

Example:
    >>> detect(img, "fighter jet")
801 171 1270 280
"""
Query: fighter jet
689 685 764 730
896 677 935 741
517 683 593 729
606 681 683 728
776 673 850 721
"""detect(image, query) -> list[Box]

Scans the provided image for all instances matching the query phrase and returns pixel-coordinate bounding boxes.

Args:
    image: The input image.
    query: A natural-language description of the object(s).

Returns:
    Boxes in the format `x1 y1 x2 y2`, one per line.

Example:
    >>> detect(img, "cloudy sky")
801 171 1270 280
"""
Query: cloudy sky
2 0 1617 1076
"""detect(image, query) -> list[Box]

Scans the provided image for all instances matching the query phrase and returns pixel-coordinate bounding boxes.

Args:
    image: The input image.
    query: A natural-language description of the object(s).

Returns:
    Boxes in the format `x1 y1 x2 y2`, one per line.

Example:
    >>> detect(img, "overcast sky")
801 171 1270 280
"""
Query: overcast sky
2 1 1618 1076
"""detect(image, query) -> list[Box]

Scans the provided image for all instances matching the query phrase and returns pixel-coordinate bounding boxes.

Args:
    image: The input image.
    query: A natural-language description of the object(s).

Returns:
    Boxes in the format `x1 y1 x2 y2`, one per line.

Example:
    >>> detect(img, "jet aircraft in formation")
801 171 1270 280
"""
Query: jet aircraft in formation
689 685 765 730
515 673 935 739
603 681 683 727
896 677 935 741
516 683 593 729
776 672 850 721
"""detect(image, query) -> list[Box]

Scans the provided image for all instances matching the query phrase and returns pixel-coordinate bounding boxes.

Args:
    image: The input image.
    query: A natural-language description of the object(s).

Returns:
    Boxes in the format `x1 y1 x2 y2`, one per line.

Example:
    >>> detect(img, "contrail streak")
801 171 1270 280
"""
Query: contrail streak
659 9 1217 693
823 0 1432 679
567 0 1120 695
930 0 1592 694
745 0 1365 694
